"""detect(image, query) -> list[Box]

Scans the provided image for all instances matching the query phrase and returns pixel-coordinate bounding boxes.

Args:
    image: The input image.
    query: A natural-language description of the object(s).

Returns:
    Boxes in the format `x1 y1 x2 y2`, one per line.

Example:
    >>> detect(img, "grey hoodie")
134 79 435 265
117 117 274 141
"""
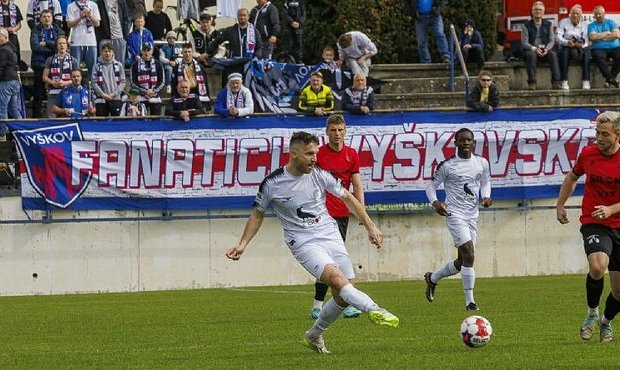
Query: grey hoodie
90 57 126 102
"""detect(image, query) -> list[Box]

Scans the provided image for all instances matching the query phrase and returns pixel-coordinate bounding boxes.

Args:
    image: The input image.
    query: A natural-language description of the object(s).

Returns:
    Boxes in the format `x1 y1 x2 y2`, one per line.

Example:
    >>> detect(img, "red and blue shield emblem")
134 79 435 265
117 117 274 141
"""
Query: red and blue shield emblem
12 123 91 208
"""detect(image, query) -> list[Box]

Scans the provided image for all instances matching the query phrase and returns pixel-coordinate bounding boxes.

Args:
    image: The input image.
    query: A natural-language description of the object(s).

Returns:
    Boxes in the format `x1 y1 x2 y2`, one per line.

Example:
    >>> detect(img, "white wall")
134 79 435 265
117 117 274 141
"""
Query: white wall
0 195 587 296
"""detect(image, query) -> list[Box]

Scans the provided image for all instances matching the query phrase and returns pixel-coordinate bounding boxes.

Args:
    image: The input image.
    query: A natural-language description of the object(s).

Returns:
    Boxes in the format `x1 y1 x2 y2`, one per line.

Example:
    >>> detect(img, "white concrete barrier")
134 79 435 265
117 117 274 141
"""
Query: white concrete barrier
0 196 587 296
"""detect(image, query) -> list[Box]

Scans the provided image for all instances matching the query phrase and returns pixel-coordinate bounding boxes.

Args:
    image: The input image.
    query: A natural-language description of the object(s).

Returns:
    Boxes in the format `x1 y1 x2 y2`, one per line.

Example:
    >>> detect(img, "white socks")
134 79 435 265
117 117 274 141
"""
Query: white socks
307 298 345 336
461 266 476 305
589 307 599 316
431 261 459 284
339 283 380 313
312 299 323 310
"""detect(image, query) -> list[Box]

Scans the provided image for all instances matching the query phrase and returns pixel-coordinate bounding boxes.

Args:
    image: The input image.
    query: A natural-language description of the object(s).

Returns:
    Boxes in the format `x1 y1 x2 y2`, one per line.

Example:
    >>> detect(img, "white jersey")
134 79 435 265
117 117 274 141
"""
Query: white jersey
254 166 345 249
426 154 491 219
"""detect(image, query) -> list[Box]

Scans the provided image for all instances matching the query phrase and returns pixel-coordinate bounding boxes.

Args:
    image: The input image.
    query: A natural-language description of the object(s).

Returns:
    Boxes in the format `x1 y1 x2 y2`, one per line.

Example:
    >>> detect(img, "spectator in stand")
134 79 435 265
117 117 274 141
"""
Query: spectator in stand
319 46 339 71
521 1 561 90
145 0 171 41
96 0 129 67
42 35 78 118
30 9 63 118
250 0 279 59
58 0 73 37
160 31 181 93
283 0 305 63
67 0 100 81
408 0 450 63
26 0 62 30
51 68 96 119
0 0 23 65
466 70 500 112
130 42 164 115
214 72 253 118
191 13 220 65
126 13 153 67
91 42 125 117
172 43 210 110
297 71 334 116
588 5 620 88
337 31 377 77
342 73 375 115
0 28 21 120
124 0 145 33
58 0 69 36
206 8 262 83
458 18 484 73
165 79 205 122
120 87 147 117
556 4 590 90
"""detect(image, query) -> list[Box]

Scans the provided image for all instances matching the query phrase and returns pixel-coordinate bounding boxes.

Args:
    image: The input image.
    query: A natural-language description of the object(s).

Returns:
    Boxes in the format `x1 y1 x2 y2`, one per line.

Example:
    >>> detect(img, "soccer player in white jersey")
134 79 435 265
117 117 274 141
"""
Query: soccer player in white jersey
424 128 492 311
226 131 399 354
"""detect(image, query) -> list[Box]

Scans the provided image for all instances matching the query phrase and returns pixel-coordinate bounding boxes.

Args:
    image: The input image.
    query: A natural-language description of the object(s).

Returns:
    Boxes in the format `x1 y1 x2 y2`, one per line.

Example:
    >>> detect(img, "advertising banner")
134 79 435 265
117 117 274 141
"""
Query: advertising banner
8 108 599 210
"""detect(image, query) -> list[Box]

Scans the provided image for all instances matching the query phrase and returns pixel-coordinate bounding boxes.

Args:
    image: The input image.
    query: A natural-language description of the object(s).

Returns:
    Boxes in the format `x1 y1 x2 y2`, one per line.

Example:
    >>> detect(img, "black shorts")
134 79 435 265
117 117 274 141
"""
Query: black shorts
580 223 620 271
334 217 349 242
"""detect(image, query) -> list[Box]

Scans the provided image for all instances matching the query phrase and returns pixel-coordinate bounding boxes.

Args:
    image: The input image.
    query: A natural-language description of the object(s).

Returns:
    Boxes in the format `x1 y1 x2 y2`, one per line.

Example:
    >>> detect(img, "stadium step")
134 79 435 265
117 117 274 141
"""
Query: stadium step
375 88 620 111
380 75 510 94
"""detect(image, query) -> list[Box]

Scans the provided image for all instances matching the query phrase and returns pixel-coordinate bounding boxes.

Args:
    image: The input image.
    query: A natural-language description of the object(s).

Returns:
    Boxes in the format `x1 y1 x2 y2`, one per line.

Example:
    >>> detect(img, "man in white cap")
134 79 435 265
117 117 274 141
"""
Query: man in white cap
214 72 254 118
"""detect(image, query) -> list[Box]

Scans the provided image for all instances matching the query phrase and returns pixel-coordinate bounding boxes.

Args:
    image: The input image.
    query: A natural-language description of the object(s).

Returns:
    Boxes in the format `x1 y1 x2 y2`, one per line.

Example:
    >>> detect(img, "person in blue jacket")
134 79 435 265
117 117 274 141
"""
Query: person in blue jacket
51 68 96 119
125 13 154 67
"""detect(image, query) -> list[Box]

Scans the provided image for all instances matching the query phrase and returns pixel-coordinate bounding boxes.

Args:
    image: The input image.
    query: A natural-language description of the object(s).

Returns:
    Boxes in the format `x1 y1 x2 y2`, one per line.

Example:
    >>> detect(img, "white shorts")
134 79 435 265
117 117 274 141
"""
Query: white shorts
446 216 478 247
290 237 355 281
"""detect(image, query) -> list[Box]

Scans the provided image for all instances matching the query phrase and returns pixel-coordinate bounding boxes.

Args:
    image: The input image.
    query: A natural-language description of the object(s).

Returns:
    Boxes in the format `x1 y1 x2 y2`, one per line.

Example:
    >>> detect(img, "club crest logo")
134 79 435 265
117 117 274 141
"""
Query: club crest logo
13 123 91 208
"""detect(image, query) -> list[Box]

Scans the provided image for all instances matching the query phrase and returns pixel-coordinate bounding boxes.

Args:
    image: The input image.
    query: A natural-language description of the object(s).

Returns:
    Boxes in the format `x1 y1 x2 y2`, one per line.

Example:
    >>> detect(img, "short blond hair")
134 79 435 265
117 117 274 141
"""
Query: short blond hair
596 111 620 131
326 114 346 127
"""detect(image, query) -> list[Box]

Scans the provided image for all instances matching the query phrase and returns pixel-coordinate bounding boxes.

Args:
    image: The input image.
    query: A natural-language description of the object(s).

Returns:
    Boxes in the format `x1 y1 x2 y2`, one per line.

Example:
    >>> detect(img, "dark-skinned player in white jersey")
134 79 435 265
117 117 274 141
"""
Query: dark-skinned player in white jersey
424 127 492 311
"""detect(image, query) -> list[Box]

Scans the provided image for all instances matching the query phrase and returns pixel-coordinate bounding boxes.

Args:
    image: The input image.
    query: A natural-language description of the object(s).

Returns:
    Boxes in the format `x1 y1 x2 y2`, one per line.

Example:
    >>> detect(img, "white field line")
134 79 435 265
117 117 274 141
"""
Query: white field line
227 287 310 295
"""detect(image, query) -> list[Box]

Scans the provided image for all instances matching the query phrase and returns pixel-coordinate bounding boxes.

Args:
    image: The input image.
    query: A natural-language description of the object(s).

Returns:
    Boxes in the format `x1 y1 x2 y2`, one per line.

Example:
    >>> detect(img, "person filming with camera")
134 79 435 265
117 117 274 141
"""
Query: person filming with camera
556 4 591 90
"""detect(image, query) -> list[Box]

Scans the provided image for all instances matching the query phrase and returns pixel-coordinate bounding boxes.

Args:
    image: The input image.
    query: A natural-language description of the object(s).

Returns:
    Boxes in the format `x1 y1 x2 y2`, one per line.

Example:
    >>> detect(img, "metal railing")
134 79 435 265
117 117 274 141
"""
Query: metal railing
448 24 470 102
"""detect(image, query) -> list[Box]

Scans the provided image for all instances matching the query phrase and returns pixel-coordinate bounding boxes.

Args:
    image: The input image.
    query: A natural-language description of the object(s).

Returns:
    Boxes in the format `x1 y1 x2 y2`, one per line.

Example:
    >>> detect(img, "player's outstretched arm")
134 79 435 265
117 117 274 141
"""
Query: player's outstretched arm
342 189 384 248
556 171 580 224
226 208 265 261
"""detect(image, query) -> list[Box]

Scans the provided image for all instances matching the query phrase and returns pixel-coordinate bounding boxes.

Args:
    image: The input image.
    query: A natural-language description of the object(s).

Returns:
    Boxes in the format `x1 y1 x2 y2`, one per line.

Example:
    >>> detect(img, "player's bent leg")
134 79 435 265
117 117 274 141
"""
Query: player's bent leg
335 286 399 327
587 252 610 280
327 274 399 327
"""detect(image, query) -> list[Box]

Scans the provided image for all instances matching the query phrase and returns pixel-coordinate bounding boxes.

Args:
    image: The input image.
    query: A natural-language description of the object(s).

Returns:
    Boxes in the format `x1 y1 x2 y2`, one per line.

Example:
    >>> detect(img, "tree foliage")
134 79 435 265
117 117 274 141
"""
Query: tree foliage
273 0 498 64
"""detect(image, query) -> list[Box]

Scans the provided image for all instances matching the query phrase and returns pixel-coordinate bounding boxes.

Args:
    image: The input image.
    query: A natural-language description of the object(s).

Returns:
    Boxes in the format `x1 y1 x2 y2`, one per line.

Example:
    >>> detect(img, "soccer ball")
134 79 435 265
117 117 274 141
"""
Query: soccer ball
460 315 493 348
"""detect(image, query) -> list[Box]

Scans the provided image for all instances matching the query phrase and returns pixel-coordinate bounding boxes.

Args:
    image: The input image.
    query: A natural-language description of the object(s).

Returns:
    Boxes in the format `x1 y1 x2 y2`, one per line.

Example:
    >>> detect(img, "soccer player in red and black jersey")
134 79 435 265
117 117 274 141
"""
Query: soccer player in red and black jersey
557 111 620 343
307 114 366 320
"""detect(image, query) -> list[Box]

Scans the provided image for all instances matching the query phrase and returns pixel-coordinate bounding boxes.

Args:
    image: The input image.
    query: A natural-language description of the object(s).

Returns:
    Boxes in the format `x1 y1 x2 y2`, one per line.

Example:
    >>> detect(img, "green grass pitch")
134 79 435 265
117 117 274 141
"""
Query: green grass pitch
0 274 617 369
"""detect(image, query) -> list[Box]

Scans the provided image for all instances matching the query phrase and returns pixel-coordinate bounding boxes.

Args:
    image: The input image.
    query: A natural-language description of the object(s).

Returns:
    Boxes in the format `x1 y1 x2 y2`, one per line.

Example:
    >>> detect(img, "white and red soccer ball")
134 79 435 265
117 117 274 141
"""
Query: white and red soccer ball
460 315 493 348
